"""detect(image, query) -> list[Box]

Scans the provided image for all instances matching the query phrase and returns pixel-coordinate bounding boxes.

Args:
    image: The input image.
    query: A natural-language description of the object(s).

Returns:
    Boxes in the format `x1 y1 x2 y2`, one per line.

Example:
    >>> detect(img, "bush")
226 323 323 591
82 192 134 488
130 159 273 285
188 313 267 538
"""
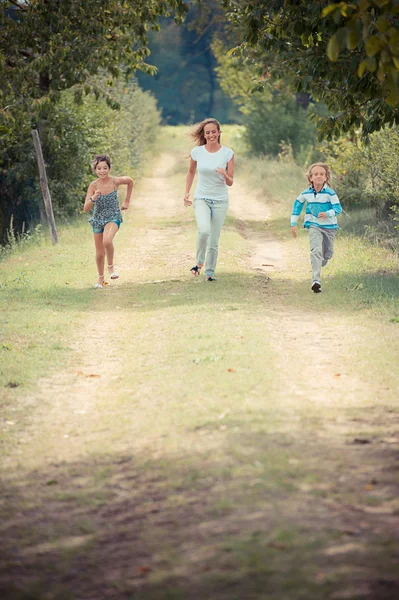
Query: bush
244 93 318 160
0 78 161 244
322 127 399 219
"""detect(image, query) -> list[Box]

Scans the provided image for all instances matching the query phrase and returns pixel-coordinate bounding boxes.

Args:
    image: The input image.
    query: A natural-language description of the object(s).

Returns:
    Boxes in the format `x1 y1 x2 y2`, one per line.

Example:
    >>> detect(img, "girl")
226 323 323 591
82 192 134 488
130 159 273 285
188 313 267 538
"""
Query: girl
84 155 133 288
183 118 234 281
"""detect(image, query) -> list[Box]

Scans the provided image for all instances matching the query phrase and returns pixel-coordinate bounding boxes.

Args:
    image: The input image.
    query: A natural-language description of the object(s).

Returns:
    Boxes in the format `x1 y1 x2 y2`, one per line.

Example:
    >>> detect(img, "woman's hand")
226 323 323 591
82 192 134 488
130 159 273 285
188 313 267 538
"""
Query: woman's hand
121 202 130 211
184 192 192 206
92 189 102 202
216 168 233 185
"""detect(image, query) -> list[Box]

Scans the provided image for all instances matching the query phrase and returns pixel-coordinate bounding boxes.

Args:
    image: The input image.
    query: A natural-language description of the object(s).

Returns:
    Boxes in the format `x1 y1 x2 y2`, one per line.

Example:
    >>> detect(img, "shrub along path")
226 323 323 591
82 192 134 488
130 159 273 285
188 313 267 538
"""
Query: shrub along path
0 149 398 600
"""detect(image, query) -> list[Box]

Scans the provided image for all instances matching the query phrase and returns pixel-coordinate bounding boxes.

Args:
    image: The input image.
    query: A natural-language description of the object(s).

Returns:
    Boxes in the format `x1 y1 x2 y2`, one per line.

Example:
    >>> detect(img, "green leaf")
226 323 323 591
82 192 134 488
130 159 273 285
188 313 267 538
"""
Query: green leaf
377 63 386 81
359 0 370 11
327 36 339 61
347 21 360 50
366 56 377 72
321 4 340 18
376 15 389 33
327 28 347 61
365 35 383 57
386 89 399 105
357 56 377 76
358 58 368 77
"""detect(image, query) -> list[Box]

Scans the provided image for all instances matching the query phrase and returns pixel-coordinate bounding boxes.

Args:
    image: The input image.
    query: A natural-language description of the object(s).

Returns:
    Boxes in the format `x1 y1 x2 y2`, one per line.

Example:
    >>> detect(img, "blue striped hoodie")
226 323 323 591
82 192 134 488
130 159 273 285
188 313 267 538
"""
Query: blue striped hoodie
291 185 342 229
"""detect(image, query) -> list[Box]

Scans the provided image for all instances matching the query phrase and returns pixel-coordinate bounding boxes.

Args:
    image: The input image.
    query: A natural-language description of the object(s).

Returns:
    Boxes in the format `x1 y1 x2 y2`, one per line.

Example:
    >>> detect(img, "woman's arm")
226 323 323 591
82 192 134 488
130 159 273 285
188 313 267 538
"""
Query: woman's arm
216 155 234 187
115 176 134 210
184 158 197 206
83 182 99 213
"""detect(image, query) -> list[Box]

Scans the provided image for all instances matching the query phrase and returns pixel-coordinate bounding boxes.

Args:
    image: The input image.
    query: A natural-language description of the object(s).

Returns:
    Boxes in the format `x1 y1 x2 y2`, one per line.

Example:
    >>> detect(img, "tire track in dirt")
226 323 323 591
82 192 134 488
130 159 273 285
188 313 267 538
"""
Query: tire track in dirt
4 153 184 469
13 153 388 462
1 151 398 600
229 179 374 412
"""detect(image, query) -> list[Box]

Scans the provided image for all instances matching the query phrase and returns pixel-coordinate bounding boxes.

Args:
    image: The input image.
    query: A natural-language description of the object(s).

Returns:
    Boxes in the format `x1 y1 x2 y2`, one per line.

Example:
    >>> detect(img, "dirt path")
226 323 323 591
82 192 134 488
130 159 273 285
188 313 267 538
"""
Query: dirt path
1 152 398 600
229 179 367 410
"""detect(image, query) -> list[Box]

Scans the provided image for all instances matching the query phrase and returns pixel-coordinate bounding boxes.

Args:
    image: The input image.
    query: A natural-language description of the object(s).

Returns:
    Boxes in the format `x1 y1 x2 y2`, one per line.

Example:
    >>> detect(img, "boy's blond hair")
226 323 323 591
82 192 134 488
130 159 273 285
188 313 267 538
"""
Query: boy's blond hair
306 162 331 186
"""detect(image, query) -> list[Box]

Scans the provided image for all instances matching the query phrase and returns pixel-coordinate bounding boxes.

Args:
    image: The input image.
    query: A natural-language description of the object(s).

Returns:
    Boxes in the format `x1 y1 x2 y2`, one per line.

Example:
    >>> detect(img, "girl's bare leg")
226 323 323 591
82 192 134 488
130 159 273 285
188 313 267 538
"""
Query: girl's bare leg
103 222 119 274
94 233 105 285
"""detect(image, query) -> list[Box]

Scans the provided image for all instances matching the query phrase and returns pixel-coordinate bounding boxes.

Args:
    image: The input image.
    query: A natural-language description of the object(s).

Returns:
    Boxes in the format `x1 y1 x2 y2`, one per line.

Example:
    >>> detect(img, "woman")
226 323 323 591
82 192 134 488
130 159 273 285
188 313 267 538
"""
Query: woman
84 154 133 288
184 118 234 281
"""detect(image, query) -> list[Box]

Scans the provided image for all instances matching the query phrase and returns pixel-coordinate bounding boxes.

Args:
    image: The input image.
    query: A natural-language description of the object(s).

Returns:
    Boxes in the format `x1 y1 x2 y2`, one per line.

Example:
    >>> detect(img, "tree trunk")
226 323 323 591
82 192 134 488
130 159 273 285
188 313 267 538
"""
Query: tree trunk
31 129 58 244
205 49 215 116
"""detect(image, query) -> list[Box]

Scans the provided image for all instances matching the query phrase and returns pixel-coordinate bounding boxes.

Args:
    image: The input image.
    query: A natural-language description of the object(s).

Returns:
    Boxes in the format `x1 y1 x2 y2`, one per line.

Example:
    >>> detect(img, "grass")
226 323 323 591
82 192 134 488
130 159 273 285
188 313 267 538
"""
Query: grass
1 125 399 600
236 152 399 320
0 220 91 393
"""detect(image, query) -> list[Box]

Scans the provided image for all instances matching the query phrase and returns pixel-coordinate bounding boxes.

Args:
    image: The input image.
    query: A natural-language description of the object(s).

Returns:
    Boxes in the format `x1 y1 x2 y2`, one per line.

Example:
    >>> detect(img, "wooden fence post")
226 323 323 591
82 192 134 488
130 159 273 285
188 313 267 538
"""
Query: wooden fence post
31 129 58 244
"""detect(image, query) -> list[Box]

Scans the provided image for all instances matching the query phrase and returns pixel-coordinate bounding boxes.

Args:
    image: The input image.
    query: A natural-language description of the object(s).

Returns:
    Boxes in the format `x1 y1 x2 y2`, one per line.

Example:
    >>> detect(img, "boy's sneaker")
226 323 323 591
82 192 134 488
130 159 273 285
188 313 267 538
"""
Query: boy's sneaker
322 259 328 267
311 281 321 293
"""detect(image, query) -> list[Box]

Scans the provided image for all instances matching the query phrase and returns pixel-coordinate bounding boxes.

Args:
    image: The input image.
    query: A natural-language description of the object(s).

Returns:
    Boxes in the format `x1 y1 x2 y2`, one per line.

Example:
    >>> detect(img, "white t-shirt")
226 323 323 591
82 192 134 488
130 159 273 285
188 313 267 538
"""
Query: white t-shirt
191 145 234 201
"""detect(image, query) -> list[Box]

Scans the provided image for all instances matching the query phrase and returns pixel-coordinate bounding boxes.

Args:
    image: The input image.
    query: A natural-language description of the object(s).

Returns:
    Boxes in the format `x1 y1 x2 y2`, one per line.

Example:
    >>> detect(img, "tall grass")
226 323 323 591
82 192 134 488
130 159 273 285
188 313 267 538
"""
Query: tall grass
0 216 45 261
236 152 399 321
0 217 97 394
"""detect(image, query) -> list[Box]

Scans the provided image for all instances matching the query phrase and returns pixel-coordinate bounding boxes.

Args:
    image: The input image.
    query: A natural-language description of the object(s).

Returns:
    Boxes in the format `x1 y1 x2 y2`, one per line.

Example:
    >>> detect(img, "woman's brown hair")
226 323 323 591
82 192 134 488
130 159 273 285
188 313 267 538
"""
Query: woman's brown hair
190 118 221 146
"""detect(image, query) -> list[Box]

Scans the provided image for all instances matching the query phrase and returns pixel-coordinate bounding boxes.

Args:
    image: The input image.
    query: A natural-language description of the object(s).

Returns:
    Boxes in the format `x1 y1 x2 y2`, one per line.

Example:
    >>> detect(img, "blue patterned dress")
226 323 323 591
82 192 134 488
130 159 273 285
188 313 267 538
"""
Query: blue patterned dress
88 179 123 229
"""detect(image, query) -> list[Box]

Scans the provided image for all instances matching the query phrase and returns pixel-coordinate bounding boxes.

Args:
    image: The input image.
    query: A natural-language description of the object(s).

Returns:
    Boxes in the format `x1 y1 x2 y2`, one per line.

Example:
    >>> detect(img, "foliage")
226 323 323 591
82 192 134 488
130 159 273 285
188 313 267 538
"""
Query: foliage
243 93 319 159
0 79 160 243
137 1 240 124
322 126 399 220
0 0 186 245
0 0 188 120
213 40 319 158
221 0 399 138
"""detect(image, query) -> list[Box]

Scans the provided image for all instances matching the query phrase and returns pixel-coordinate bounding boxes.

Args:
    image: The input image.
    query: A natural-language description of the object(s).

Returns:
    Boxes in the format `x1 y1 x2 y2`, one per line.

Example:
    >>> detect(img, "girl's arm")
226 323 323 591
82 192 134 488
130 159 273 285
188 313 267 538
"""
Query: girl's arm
216 155 234 186
83 182 100 213
184 158 197 206
115 176 134 210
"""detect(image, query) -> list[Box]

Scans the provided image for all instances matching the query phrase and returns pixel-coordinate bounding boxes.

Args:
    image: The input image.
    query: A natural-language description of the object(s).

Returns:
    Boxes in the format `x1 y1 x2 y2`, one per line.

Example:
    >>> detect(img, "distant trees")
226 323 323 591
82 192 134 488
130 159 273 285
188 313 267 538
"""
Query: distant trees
137 0 241 124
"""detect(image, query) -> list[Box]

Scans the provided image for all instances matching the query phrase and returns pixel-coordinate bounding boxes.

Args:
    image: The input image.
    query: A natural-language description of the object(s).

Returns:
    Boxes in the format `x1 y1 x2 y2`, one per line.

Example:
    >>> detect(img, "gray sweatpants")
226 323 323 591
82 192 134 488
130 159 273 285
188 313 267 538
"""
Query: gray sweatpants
194 198 228 277
309 227 337 283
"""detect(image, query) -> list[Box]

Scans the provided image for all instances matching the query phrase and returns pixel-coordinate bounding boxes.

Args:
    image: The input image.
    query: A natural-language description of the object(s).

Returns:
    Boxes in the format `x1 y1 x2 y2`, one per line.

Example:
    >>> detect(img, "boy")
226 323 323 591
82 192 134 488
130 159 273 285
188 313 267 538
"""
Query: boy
291 163 342 293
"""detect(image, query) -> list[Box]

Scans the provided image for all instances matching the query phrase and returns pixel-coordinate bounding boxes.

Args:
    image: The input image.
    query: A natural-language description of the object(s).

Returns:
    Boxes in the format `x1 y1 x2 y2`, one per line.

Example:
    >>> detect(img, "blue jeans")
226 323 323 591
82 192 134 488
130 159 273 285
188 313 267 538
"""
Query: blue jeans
194 198 228 277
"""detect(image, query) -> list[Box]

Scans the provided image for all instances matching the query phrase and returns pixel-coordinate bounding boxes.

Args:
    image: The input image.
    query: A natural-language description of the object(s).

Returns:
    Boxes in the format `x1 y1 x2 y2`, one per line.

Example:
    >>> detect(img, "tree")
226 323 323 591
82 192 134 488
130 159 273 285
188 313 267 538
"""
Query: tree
137 0 240 124
221 0 399 137
0 0 187 244
0 0 188 118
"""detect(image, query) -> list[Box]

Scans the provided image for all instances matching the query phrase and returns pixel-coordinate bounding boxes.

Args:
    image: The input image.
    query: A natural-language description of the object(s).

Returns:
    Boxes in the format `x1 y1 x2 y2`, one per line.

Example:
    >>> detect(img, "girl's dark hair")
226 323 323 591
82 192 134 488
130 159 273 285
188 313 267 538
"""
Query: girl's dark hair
190 118 221 146
92 154 111 170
